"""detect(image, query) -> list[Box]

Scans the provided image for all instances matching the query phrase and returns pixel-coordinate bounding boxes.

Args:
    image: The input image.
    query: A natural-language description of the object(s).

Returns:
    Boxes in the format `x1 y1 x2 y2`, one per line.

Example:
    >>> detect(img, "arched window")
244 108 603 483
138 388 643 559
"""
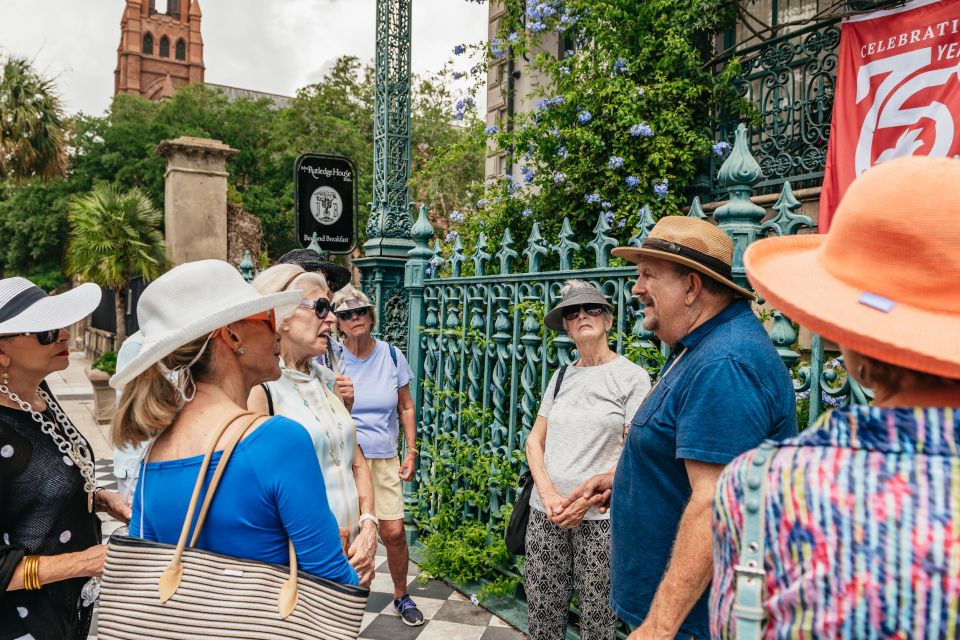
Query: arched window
175 39 186 61
142 33 154 55
159 36 170 58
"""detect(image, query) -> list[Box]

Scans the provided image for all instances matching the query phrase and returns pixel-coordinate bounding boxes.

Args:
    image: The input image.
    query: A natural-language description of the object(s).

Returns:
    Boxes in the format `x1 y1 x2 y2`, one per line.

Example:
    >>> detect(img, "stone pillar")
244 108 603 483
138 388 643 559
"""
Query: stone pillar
156 136 237 265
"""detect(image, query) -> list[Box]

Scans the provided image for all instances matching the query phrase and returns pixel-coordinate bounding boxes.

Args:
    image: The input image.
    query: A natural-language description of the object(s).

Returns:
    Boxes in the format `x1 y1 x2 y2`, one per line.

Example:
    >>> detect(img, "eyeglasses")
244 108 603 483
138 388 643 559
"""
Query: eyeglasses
0 329 60 345
562 304 606 321
300 298 332 319
335 307 370 322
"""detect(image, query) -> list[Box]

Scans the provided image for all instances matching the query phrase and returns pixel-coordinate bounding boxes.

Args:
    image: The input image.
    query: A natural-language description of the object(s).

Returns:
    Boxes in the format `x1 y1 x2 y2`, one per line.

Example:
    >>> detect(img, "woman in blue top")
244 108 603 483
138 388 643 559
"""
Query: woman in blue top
109 259 358 588
330 286 422 626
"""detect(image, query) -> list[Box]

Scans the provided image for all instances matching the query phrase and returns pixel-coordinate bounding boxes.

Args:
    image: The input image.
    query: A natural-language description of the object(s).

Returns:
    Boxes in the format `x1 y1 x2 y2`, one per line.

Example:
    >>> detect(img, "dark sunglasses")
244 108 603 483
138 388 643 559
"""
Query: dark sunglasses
562 304 606 321
300 298 332 319
0 329 60 345
335 307 370 322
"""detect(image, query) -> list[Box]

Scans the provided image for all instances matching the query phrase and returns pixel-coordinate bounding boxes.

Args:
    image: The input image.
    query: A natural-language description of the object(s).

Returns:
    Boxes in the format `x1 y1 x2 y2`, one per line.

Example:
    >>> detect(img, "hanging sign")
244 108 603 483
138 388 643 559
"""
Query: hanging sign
294 153 358 253
821 0 960 231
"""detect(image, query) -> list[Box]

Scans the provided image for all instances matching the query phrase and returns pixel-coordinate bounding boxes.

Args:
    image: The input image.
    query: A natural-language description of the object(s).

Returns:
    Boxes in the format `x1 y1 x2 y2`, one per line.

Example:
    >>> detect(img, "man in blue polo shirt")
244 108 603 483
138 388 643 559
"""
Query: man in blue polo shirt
564 216 796 639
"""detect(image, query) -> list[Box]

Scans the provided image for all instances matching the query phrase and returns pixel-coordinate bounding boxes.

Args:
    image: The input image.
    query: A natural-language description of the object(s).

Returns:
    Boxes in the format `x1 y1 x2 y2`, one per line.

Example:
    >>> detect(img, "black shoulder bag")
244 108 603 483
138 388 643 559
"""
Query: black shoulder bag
504 364 568 555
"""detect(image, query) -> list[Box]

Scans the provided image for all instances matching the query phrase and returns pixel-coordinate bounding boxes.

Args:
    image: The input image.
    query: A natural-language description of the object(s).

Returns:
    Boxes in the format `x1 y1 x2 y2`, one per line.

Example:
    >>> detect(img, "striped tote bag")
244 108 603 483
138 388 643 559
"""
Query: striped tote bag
97 411 369 639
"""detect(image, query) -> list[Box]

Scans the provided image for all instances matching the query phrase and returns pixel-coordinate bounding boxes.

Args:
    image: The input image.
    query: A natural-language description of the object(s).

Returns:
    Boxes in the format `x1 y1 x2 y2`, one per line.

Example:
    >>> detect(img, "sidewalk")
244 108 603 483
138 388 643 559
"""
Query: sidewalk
47 352 114 462
55 351 527 640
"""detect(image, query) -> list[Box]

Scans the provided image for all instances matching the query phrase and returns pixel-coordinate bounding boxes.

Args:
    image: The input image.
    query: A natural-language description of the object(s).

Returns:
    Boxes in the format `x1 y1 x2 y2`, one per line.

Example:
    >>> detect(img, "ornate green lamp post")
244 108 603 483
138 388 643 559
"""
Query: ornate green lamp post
353 0 414 348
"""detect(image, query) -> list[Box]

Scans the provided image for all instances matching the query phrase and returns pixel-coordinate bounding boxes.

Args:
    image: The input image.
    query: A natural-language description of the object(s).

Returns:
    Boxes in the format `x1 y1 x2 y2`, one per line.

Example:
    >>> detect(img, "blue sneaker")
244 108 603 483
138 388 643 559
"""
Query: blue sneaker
393 593 425 626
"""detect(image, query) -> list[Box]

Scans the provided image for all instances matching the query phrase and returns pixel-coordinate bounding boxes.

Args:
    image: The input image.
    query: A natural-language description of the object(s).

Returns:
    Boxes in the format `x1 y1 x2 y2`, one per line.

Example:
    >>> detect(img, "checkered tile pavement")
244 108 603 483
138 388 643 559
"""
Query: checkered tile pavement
89 460 527 640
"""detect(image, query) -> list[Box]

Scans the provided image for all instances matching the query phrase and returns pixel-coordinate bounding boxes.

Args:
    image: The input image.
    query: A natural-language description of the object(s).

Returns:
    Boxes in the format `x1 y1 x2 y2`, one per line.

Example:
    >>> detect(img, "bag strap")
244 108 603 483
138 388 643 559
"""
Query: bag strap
158 410 253 602
732 440 777 640
189 412 264 547
327 340 341 377
137 436 159 538
188 411 301 617
389 344 398 367
261 382 275 416
553 365 568 400
158 411 301 618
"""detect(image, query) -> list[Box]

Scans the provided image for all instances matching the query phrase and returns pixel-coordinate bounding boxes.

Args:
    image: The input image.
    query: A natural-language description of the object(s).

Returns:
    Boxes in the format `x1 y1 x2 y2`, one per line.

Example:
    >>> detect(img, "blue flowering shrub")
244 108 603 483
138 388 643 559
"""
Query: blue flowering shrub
428 0 747 274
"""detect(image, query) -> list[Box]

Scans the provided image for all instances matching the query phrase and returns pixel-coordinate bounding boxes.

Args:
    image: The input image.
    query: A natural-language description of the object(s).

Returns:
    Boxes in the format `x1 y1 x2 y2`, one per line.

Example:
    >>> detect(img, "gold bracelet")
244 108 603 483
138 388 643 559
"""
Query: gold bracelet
23 555 41 591
22 555 33 590
27 555 39 590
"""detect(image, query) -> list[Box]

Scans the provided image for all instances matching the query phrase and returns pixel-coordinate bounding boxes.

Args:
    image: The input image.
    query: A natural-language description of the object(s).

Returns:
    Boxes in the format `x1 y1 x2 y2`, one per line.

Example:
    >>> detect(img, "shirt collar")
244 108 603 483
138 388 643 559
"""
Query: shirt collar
674 299 750 352
803 405 960 456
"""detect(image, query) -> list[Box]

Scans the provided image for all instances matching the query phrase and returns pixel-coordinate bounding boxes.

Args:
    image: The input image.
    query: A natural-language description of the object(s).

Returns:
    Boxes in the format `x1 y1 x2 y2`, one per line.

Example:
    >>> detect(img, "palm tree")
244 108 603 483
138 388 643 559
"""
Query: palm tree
66 184 169 343
0 56 68 181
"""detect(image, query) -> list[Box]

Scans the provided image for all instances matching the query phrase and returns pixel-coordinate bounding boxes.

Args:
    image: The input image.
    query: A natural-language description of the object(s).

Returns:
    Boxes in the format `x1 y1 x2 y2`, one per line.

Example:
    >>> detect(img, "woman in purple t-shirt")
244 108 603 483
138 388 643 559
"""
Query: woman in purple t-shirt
331 286 423 627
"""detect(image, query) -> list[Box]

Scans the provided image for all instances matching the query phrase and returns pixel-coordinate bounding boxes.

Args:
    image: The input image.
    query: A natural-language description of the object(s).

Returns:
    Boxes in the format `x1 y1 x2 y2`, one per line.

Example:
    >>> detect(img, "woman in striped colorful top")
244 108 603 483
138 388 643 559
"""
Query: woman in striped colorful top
711 157 960 638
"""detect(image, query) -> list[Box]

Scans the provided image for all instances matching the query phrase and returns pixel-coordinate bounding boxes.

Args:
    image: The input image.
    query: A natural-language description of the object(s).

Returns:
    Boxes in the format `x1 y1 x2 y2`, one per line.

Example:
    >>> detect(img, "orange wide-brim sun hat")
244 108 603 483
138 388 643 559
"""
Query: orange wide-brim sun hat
744 155 960 380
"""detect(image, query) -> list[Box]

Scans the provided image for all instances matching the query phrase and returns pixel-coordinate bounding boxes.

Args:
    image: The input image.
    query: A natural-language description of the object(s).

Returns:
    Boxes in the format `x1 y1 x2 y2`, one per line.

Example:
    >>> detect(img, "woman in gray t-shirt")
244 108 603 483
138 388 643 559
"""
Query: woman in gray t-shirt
524 280 651 640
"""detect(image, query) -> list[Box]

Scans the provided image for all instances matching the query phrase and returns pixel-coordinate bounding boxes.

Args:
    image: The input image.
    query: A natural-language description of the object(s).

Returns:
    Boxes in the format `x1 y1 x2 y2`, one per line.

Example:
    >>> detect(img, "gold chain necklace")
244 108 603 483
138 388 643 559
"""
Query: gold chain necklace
1 385 97 511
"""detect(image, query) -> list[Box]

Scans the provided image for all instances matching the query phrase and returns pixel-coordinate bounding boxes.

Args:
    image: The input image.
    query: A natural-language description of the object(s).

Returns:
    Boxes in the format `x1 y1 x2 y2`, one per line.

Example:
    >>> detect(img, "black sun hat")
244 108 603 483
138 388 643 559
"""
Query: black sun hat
277 248 352 293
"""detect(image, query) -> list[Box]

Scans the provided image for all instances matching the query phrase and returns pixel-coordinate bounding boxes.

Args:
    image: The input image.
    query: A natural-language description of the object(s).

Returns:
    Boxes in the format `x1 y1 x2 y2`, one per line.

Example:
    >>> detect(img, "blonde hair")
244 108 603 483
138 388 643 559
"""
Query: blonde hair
253 264 329 319
111 335 214 448
332 285 377 328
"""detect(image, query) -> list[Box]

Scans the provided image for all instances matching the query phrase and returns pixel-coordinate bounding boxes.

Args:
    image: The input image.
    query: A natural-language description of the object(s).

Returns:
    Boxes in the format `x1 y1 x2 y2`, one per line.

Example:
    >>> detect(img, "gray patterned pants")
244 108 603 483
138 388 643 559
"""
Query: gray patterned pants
523 507 616 640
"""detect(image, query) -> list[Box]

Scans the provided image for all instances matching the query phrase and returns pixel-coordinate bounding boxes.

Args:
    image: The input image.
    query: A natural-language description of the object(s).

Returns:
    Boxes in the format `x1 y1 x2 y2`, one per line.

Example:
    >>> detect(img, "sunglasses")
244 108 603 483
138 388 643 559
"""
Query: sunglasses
335 307 370 322
242 310 277 332
0 329 61 345
562 304 606 321
300 298 332 319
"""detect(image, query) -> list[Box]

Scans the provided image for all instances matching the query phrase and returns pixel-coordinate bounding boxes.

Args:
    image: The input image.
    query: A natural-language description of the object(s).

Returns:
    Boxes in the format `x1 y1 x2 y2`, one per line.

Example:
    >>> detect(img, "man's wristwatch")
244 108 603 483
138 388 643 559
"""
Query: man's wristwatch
359 513 379 530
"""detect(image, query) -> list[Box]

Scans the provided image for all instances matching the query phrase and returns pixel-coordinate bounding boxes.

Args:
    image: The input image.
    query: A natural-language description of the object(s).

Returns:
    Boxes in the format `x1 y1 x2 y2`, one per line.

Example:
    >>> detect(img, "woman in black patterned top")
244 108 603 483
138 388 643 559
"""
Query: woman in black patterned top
0 277 130 640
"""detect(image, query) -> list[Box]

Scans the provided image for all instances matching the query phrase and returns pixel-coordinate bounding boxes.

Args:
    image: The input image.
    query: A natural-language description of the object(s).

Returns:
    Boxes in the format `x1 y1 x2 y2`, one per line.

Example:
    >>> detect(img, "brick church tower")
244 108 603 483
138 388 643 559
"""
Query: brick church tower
114 0 204 100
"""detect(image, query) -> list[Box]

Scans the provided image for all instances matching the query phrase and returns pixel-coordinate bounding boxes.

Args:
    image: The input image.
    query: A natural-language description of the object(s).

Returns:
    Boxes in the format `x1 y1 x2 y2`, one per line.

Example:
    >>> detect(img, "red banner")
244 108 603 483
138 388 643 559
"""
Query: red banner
820 0 960 231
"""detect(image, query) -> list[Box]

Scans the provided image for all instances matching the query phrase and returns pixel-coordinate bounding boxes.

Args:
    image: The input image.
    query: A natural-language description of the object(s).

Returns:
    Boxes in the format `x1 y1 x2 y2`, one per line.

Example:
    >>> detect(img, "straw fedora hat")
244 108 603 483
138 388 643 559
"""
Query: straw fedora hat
110 260 302 389
744 155 960 380
612 216 754 298
0 278 101 334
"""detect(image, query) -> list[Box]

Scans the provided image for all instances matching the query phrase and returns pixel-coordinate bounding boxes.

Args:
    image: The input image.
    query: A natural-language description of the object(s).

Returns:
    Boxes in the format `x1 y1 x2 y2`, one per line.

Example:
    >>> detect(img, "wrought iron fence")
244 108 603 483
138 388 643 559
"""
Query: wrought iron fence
400 122 872 628
708 18 841 199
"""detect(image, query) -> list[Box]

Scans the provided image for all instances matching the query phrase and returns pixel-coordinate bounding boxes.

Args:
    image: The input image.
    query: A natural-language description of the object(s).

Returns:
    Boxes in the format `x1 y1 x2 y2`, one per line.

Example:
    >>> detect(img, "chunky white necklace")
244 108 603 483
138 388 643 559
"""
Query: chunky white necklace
0 385 97 511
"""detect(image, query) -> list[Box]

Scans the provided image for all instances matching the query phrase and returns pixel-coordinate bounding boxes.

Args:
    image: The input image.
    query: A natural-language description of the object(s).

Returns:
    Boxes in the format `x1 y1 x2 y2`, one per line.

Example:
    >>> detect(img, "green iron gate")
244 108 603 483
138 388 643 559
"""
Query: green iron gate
400 124 872 631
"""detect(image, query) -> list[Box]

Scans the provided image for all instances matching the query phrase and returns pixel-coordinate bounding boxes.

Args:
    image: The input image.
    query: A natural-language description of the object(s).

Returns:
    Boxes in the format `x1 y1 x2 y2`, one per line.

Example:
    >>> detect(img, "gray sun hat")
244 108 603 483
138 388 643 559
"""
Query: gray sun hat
543 284 613 332
334 296 373 313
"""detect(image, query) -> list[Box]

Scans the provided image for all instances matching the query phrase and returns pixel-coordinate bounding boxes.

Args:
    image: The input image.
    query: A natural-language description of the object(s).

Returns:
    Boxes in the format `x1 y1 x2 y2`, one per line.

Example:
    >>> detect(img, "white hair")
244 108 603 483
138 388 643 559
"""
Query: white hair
252 264 329 319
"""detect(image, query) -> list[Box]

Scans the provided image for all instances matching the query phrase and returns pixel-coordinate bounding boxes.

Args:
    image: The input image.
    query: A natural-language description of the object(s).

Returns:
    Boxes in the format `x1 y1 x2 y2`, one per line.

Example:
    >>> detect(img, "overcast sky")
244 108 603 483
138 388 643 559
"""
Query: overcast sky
0 0 488 116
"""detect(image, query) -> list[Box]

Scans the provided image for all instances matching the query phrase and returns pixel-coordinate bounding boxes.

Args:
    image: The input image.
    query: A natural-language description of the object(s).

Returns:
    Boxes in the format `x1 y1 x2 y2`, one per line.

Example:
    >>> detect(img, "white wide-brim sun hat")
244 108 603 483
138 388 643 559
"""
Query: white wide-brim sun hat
0 278 102 334
109 259 303 389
